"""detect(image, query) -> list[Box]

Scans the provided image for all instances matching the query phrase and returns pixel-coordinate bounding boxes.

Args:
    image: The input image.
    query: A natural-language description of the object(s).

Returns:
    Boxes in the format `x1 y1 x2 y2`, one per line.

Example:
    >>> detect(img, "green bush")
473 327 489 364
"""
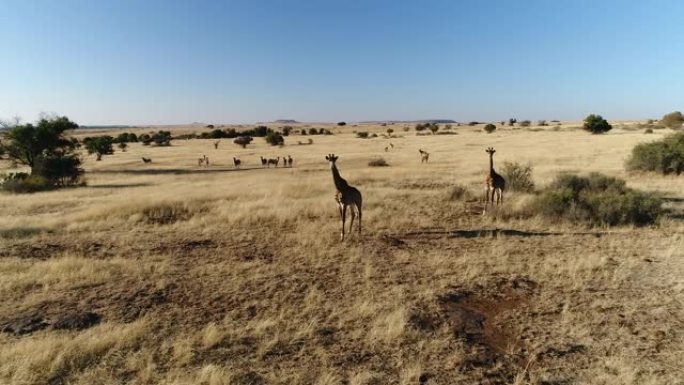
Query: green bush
356 131 369 139
265 131 285 146
234 136 253 148
1 174 53 193
527 172 662 226
583 114 612 134
626 132 684 174
501 161 534 192
484 124 496 133
368 158 389 167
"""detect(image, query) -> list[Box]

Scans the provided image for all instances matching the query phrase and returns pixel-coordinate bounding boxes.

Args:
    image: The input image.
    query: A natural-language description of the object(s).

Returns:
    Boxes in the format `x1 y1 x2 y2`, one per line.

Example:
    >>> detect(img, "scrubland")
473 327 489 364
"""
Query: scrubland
0 123 682 384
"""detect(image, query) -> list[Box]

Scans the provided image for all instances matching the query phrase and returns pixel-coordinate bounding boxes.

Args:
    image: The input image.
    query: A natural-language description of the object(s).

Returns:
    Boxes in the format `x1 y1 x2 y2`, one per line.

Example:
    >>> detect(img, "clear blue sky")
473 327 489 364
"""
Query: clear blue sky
1 0 683 125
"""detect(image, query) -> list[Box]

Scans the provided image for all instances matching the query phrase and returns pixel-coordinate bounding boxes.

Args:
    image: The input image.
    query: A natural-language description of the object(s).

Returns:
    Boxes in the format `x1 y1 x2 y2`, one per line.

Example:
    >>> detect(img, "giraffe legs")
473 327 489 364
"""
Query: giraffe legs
349 205 355 237
340 204 347 241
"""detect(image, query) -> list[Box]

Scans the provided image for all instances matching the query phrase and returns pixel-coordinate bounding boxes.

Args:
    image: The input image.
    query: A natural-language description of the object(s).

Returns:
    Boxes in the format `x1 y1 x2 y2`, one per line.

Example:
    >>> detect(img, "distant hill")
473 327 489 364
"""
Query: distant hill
273 119 299 124
358 119 457 124
79 125 133 129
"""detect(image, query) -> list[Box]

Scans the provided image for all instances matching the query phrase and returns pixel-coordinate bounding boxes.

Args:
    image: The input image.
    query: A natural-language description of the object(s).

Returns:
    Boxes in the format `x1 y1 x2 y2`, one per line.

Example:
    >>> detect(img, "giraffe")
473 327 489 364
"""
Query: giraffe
483 147 506 214
419 149 430 163
325 154 363 241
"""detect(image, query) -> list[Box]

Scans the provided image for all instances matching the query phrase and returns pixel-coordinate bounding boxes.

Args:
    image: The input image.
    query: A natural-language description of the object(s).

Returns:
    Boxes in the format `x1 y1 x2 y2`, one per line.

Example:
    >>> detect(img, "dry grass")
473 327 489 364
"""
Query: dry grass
0 122 682 384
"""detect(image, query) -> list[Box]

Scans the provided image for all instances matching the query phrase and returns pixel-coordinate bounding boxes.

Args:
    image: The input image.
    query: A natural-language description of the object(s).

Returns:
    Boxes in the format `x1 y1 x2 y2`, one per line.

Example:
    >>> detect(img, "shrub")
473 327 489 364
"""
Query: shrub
234 136 253 148
84 135 115 160
281 126 293 136
626 131 684 174
356 131 369 139
139 134 152 145
508 118 517 126
368 158 389 167
519 120 531 127
265 131 284 146
484 124 496 133
448 184 475 201
337 121 346 126
537 120 548 126
309 128 319 135
527 172 662 226
387 128 394 135
660 111 684 129
645 128 654 134
583 114 612 134
151 131 172 146
1 174 52 193
403 126 410 132
429 124 439 134
415 123 427 131
501 161 534 192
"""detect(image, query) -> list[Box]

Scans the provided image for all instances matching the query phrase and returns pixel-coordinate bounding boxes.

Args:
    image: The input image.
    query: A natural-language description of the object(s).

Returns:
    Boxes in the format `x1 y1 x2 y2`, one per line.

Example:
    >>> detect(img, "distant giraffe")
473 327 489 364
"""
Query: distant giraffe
483 147 506 214
214 140 220 149
325 154 363 241
141 157 152 164
233 157 241 168
419 149 430 163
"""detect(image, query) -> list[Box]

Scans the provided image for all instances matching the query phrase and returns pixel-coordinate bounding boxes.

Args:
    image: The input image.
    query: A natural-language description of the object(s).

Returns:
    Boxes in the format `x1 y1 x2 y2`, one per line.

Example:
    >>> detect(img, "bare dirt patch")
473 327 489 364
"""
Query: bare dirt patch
439 277 539 383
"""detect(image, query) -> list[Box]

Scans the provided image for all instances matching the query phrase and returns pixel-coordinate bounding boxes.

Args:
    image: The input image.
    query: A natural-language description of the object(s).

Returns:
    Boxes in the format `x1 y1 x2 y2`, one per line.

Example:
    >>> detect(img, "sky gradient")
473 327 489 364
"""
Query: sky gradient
1 0 683 125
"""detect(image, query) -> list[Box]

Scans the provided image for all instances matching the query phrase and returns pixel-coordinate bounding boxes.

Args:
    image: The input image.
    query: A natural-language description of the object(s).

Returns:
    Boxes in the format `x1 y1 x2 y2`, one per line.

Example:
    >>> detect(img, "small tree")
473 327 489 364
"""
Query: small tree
282 126 293 136
265 131 284 146
537 120 548 126
429 124 439 135
387 128 394 135
234 136 253 148
508 118 517 126
151 130 172 146
583 114 612 134
118 142 128 152
84 136 115 160
0 115 82 188
519 120 531 127
337 121 346 126
484 124 496 133
661 111 684 129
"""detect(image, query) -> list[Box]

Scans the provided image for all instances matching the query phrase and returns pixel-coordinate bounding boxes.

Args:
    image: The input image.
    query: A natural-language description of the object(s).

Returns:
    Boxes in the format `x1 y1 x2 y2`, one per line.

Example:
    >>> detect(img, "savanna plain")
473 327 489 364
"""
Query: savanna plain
0 122 682 385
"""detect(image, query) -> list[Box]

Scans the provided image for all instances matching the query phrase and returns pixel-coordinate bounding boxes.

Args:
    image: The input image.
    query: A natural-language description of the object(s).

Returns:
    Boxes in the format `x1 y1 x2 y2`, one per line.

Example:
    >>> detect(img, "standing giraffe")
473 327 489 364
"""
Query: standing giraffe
325 154 363 241
483 147 506 214
419 149 430 163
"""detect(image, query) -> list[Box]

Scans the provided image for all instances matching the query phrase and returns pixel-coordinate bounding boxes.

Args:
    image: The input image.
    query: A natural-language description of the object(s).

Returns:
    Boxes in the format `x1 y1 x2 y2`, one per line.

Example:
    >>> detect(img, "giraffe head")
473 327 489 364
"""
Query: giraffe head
325 154 339 164
486 147 496 155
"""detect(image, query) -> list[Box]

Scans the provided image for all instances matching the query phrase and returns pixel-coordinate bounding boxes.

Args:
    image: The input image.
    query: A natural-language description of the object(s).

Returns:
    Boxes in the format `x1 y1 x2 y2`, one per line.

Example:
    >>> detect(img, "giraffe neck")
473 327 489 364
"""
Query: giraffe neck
331 163 349 191
489 154 495 175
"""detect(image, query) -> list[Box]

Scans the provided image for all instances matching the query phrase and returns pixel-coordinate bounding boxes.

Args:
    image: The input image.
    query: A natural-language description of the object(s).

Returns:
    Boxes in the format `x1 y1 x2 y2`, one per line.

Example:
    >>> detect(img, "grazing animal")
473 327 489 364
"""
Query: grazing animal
260 156 268 167
198 157 205 167
287 155 293 167
233 157 241 168
384 147 389 152
214 140 220 149
419 149 430 163
267 157 279 167
141 157 152 164
325 154 363 241
389 142 394 149
483 147 506 214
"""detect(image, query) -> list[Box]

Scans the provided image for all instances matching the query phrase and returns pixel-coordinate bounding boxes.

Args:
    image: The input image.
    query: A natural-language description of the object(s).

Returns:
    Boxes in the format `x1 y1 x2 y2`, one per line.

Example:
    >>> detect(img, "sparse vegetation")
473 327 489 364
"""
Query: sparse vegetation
627 131 684 174
337 121 346 126
484 124 496 133
356 131 369 139
368 158 389 167
582 114 612 134
501 161 534 192
264 131 285 146
527 172 662 226
519 120 531 127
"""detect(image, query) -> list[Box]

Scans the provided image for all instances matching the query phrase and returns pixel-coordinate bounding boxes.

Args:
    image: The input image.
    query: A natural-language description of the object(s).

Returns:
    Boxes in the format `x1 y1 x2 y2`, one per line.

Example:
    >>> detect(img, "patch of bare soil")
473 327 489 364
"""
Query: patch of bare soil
439 277 539 384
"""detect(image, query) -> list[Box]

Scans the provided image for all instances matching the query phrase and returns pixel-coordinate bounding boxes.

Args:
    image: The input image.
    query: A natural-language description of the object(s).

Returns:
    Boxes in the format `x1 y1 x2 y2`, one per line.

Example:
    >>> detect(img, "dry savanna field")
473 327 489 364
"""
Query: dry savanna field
0 122 682 385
